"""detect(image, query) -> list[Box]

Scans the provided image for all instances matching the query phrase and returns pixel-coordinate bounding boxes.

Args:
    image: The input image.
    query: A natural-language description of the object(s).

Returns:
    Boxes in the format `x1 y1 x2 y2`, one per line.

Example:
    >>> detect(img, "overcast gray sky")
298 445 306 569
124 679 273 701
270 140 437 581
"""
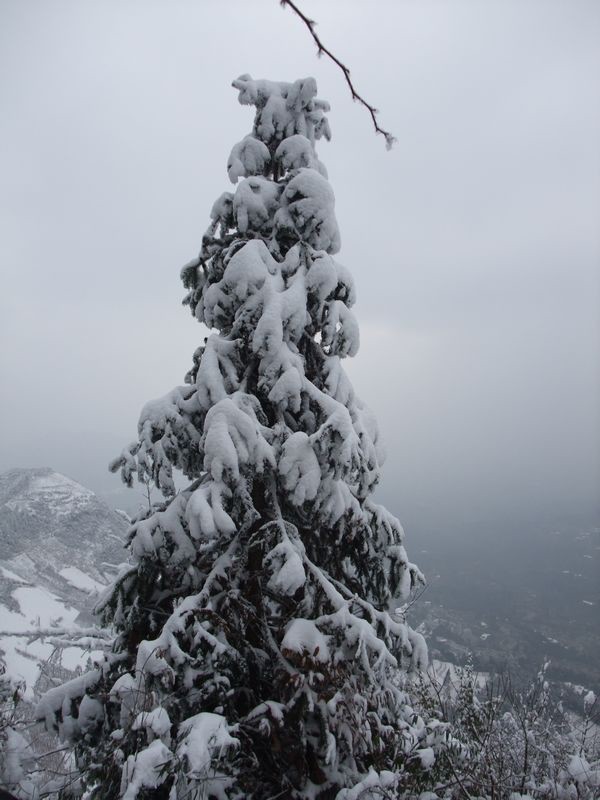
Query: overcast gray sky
1 0 599 537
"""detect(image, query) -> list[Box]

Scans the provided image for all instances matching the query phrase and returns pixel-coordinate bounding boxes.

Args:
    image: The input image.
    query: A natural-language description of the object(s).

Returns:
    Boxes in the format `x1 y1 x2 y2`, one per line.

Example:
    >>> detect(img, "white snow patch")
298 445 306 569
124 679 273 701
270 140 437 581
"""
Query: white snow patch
133 707 172 742
416 747 435 769
11 586 78 628
121 739 172 799
0 586 94 698
281 618 330 662
568 754 592 784
0 566 28 584
59 566 106 594
177 712 238 777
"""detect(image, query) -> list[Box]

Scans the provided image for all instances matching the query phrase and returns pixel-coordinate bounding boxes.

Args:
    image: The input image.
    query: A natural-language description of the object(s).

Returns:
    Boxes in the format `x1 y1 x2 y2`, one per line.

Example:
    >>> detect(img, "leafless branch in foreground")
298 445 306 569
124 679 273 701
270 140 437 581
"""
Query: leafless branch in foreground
280 0 397 149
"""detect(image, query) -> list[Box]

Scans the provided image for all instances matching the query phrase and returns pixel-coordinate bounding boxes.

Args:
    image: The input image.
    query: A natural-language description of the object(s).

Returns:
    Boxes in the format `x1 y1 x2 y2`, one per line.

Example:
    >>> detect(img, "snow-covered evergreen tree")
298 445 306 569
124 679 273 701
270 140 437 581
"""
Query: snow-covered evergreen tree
37 75 435 799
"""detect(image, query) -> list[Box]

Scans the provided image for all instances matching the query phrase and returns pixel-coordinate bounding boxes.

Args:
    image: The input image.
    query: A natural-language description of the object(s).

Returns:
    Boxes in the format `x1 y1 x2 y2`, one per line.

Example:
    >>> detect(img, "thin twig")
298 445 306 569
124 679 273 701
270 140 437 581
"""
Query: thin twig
280 0 397 148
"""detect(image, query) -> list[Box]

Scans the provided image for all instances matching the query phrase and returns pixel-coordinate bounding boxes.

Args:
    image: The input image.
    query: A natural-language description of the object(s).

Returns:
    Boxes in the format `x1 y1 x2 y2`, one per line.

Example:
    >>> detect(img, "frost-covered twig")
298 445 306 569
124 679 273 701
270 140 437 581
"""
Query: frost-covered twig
280 0 397 148
0 626 111 639
0 626 112 647
40 636 111 651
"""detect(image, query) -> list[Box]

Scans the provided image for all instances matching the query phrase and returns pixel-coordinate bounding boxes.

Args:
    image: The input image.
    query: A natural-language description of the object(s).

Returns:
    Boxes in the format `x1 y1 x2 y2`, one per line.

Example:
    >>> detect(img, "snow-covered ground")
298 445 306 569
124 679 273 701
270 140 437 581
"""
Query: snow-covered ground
0 468 126 697
0 584 100 699
59 566 107 594
0 565 28 584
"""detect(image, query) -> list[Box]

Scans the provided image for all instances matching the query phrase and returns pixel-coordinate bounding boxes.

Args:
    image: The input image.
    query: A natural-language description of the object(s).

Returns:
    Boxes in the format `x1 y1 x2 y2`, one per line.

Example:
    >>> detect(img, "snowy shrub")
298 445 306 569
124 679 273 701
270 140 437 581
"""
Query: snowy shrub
0 651 87 798
412 660 600 799
0 660 30 796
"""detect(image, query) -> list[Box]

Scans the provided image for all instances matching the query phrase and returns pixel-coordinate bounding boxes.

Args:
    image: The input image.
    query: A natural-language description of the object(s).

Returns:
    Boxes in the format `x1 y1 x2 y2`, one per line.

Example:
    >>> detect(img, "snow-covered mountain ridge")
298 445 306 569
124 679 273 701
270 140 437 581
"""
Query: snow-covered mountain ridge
0 468 128 693
2 469 94 517
0 467 127 590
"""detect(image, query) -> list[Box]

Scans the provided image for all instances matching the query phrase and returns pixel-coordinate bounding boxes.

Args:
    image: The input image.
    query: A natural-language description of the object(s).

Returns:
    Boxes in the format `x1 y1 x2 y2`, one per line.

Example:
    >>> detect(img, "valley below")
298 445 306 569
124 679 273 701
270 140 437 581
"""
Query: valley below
411 518 600 702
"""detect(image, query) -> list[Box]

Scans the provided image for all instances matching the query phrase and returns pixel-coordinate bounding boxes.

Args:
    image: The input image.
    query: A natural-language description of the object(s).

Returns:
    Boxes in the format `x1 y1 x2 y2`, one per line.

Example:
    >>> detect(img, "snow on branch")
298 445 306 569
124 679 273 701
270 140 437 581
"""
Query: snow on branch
280 0 397 148
0 626 113 652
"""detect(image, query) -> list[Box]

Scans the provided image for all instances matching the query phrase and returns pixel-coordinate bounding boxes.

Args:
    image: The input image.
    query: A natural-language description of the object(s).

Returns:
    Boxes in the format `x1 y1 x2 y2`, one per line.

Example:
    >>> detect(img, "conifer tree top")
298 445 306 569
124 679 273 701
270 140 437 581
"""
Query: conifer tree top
232 74 332 147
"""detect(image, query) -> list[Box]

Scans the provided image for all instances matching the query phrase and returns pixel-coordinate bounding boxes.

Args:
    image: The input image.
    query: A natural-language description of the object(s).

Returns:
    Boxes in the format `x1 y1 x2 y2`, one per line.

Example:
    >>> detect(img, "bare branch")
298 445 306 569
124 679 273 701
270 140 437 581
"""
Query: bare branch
280 0 397 148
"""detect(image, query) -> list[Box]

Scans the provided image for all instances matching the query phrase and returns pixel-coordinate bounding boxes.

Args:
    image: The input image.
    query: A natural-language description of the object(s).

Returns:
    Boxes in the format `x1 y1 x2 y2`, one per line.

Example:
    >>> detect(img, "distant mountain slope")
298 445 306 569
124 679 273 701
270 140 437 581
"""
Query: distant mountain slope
0 468 128 694
0 467 127 586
